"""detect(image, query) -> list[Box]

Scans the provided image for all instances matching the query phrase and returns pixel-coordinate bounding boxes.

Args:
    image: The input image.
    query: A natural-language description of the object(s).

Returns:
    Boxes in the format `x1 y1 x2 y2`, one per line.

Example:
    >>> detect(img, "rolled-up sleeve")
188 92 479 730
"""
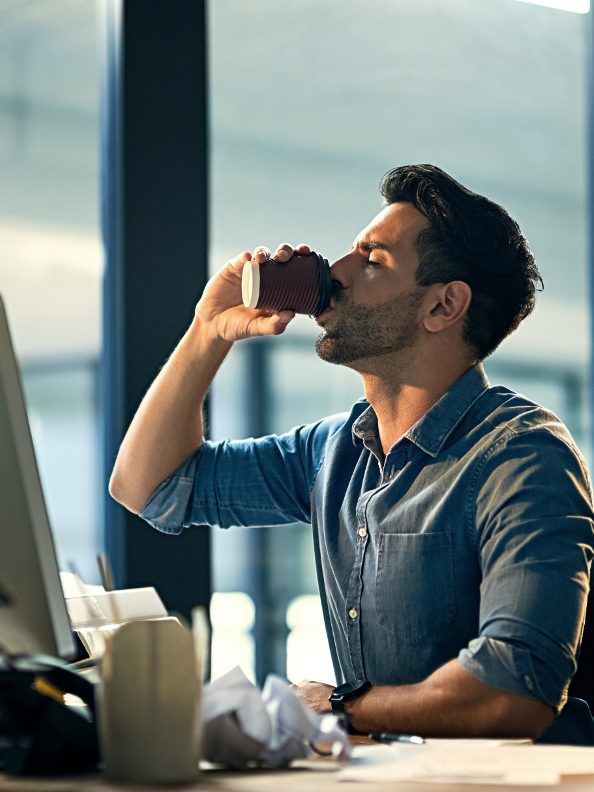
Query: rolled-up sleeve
139 413 348 535
457 427 594 712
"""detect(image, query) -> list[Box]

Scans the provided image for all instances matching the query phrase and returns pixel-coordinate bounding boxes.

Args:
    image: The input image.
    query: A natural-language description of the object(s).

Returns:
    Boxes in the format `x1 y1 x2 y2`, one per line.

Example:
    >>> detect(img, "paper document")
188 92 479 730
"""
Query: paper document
340 741 594 785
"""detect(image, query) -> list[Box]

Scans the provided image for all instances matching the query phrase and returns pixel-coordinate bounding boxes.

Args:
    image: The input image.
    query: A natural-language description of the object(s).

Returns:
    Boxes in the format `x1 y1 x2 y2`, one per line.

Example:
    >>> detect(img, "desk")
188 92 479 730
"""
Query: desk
2 759 594 792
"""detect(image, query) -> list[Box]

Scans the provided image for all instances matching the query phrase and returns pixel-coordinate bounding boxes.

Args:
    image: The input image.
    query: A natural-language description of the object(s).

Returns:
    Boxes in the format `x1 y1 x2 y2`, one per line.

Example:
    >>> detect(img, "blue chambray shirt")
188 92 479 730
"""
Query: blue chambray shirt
140 364 594 716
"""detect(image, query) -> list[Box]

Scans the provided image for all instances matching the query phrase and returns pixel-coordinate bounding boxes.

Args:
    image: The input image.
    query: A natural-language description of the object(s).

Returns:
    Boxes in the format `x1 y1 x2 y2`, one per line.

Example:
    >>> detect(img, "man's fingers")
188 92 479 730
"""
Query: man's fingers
274 242 295 262
234 244 312 269
226 243 312 279
274 242 312 261
252 245 270 262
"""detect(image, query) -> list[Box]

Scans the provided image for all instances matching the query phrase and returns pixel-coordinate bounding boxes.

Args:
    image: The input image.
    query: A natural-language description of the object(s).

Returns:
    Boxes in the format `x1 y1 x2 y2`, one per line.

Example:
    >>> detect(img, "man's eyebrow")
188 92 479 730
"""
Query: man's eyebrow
351 238 392 253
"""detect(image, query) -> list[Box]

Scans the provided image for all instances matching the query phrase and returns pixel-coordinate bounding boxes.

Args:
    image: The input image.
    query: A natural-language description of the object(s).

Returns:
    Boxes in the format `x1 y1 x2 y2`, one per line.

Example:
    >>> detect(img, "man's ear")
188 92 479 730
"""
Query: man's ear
423 281 472 334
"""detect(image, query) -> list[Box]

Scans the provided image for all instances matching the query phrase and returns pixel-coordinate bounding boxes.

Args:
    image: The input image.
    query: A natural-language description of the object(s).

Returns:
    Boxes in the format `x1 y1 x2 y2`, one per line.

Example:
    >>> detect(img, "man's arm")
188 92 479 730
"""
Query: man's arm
109 244 307 514
294 659 554 739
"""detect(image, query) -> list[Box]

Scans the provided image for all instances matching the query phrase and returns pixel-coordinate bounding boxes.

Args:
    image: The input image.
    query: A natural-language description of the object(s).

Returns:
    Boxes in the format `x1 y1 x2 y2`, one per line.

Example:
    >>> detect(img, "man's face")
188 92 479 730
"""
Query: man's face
315 202 430 367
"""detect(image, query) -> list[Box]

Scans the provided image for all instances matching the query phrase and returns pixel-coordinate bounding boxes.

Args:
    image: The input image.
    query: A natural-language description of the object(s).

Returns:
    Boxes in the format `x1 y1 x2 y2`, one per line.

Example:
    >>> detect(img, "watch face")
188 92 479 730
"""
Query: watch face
331 679 370 701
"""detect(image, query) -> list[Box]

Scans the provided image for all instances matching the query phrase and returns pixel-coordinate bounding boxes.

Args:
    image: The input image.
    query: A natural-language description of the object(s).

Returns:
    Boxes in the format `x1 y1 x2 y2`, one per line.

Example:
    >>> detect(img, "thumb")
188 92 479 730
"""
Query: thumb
277 310 295 325
248 311 295 336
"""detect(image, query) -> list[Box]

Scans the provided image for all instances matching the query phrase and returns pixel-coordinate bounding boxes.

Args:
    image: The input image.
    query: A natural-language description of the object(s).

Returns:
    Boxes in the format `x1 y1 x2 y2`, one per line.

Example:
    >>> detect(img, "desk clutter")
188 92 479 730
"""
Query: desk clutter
0 580 350 783
7 643 594 788
5 578 594 788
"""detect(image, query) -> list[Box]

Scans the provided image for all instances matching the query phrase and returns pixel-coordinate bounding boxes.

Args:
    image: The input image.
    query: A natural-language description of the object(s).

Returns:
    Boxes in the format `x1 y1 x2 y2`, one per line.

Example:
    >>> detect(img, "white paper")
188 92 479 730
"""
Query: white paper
202 666 350 769
60 571 105 597
340 741 594 785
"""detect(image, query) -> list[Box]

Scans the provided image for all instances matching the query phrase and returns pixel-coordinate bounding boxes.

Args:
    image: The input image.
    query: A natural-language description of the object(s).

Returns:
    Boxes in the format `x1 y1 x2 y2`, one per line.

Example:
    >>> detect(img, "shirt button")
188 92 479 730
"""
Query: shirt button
358 527 367 538
348 608 358 620
524 675 534 690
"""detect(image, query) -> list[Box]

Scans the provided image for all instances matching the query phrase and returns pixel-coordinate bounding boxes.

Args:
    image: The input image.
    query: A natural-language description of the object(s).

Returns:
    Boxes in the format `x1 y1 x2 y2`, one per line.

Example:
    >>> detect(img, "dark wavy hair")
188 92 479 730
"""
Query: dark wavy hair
380 164 543 360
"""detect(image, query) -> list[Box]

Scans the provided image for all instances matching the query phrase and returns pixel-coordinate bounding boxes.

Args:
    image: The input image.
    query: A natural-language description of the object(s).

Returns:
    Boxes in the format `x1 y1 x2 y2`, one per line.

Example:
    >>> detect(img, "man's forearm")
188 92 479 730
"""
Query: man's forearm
346 660 553 739
109 315 232 514
108 244 301 514
295 659 554 739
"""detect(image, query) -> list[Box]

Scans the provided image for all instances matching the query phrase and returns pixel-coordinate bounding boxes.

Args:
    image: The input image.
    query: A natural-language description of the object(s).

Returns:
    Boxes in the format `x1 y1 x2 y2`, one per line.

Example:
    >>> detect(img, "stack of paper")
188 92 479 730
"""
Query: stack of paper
340 740 594 785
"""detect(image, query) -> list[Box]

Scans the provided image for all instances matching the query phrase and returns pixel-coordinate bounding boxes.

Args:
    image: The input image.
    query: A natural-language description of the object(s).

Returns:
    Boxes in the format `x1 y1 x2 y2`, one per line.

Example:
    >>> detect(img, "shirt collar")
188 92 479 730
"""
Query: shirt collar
351 363 490 457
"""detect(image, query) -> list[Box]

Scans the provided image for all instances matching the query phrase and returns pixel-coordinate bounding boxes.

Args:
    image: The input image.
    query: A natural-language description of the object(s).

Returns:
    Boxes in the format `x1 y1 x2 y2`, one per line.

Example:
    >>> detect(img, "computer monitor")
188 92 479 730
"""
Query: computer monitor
0 295 75 659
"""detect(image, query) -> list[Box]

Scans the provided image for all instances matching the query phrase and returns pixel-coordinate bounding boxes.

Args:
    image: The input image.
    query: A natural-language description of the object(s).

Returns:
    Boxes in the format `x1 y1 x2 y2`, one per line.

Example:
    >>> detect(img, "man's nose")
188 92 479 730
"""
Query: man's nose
329 253 352 295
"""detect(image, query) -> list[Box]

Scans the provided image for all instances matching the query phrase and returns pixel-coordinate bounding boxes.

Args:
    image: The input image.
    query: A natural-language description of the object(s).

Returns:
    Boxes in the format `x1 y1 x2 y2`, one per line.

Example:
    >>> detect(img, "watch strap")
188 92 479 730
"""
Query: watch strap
329 679 371 715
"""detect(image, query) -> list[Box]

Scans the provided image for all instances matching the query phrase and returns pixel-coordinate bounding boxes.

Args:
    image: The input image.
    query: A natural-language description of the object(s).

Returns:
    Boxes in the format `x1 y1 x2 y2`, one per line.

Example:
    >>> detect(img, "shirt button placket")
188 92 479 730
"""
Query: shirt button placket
349 498 368 678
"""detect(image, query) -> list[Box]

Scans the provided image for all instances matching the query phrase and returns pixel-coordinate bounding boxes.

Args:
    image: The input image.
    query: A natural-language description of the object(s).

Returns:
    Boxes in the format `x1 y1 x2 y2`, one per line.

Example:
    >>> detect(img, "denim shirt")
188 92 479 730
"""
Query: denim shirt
141 364 594 714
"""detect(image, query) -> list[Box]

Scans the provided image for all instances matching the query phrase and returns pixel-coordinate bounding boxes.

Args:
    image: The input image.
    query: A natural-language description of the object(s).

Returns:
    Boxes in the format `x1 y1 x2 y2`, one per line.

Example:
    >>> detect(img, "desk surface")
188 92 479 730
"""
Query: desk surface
2 760 594 792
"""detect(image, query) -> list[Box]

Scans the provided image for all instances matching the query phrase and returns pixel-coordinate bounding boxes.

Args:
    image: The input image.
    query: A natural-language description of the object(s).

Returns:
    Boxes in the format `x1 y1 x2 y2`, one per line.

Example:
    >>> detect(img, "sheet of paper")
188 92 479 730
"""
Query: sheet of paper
340 742 594 785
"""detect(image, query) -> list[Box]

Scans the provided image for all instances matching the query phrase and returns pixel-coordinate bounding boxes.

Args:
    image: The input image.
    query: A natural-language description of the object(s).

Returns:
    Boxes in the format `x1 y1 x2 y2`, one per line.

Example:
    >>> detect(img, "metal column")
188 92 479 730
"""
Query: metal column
102 0 211 620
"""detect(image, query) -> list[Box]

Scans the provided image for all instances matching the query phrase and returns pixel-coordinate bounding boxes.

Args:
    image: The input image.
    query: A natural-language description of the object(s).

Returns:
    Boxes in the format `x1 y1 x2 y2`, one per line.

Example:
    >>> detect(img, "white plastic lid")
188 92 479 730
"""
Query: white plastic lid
241 259 260 309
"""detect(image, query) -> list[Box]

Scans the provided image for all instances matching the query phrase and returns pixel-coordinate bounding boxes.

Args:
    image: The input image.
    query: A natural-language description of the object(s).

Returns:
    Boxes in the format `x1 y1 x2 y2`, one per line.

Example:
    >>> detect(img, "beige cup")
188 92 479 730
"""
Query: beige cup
97 617 201 784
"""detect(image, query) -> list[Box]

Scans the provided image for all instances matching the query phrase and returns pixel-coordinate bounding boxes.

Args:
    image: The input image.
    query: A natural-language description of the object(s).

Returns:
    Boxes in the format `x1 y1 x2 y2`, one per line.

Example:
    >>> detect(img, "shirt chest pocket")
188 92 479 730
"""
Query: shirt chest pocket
375 531 457 645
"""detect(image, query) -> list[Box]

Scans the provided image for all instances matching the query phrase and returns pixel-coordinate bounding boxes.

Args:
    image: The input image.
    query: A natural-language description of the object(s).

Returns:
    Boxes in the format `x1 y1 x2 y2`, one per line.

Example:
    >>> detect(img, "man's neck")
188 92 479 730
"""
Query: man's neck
360 353 476 456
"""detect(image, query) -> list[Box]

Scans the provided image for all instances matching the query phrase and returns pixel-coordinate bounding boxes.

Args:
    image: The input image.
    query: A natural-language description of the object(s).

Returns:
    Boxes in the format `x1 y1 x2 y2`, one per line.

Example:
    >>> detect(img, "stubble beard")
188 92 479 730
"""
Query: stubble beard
315 287 426 367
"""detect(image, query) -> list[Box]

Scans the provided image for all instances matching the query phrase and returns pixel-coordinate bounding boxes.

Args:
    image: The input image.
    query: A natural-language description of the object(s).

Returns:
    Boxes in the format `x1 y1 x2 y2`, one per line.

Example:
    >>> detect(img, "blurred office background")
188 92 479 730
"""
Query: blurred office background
0 0 591 684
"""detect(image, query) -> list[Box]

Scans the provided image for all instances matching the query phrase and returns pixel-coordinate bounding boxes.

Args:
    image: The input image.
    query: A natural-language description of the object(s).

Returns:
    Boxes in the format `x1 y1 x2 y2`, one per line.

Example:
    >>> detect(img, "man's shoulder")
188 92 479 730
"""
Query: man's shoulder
467 385 594 527
470 383 586 465
478 384 564 427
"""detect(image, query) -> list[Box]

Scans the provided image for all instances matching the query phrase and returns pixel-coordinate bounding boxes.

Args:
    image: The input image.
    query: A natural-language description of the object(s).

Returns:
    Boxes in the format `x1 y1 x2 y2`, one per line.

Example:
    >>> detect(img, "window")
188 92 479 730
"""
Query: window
0 1 102 581
209 0 590 682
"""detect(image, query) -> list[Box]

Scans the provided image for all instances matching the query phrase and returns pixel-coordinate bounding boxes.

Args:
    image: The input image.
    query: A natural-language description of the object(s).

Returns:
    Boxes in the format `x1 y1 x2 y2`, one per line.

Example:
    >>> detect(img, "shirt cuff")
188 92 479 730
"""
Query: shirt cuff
139 454 198 535
458 637 566 714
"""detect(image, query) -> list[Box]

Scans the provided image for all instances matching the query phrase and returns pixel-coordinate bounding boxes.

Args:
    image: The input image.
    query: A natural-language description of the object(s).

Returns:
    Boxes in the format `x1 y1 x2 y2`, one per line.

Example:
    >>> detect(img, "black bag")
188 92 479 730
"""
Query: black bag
0 654 99 776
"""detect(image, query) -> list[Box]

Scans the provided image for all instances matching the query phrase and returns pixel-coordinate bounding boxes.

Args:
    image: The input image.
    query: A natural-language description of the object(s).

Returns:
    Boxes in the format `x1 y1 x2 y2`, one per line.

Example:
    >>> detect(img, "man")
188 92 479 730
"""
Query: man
109 164 594 741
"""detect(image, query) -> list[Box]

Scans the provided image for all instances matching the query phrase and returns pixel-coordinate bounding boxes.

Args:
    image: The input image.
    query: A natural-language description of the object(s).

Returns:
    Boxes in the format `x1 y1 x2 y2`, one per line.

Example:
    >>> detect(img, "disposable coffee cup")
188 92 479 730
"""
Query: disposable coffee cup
241 251 331 317
98 618 201 784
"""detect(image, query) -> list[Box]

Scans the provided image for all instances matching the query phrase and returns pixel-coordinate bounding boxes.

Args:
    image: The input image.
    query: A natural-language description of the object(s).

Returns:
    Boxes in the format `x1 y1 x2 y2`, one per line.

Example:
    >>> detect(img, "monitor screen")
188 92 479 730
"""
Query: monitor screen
0 296 75 659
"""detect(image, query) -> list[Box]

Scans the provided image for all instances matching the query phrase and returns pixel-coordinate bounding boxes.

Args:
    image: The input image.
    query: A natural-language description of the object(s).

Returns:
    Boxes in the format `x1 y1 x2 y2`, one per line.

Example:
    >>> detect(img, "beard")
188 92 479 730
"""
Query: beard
315 286 426 366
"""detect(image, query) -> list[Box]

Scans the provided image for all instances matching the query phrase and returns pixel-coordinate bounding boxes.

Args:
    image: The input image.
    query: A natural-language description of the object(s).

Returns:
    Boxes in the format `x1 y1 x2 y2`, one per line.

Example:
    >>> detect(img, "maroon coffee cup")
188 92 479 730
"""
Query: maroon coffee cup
241 251 331 317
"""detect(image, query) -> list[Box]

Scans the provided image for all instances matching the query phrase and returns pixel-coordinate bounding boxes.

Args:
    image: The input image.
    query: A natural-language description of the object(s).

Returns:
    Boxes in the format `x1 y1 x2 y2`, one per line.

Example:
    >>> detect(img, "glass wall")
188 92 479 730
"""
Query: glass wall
0 1 102 582
209 0 590 682
0 0 589 684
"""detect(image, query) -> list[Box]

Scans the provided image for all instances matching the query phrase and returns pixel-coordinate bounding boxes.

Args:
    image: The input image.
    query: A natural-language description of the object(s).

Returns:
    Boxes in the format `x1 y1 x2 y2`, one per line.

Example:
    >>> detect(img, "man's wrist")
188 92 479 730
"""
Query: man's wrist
343 696 360 716
329 679 372 732
183 315 233 363
342 685 372 733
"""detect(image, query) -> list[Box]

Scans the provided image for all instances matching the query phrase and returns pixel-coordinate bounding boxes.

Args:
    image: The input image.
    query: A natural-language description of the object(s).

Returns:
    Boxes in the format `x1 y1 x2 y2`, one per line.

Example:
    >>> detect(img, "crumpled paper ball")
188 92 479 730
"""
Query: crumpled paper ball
201 667 351 769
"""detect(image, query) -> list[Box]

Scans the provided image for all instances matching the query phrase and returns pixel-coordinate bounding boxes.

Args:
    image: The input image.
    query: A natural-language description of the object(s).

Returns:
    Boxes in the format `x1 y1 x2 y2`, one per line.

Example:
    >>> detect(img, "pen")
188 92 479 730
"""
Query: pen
370 732 425 745
97 553 115 592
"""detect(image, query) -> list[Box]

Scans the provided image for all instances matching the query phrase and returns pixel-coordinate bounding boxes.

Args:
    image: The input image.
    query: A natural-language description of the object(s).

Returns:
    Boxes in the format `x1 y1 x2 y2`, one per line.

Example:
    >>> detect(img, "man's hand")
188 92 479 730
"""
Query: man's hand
196 243 311 342
109 240 312 514
290 680 334 714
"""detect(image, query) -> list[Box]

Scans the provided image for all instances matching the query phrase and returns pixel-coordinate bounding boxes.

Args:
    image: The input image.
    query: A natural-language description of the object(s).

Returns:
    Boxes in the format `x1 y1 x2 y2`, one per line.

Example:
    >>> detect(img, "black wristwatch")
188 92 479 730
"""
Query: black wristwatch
328 679 372 716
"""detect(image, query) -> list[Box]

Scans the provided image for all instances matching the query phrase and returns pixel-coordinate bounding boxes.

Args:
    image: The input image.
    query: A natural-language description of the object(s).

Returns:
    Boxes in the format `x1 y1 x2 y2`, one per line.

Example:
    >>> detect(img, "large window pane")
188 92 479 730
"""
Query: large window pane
0 1 102 582
209 0 589 682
